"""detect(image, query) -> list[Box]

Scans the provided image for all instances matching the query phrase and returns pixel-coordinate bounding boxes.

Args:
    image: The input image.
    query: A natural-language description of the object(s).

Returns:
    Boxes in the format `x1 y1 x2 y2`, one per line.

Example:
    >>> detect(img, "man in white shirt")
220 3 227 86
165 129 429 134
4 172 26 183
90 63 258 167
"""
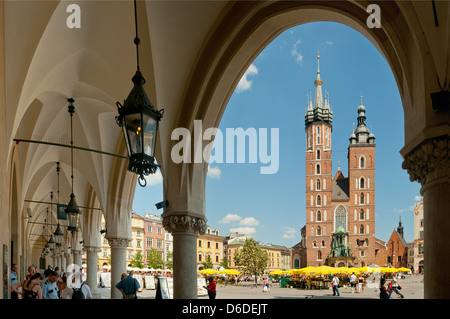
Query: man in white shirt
350 273 357 293
331 274 340 296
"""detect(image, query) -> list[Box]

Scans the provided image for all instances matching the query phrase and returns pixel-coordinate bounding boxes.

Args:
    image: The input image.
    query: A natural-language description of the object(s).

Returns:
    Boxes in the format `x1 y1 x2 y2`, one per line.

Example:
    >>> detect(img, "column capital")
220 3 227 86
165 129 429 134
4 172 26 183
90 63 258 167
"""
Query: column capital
402 135 449 185
106 237 132 248
162 211 207 236
72 250 83 256
83 246 102 253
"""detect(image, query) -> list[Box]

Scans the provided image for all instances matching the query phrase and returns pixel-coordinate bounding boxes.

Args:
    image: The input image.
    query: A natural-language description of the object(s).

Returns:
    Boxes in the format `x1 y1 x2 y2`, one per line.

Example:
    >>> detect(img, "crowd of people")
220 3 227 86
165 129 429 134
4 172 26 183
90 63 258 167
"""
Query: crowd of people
10 264 93 299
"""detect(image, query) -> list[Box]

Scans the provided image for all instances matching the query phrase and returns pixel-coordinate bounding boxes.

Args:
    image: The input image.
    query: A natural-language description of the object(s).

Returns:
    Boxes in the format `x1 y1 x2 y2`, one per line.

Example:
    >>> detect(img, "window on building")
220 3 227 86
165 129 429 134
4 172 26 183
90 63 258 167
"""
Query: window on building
317 226 322 236
359 225 364 234
360 193 365 204
207 241 211 249
316 164 321 174
316 179 321 190
147 226 152 233
360 177 365 189
147 238 153 247
157 227 162 234
157 239 163 249
360 156 365 168
317 210 322 221
137 240 141 248
216 243 219 249
317 195 322 206
335 205 347 231
317 149 321 159
317 251 322 260
198 240 202 248
360 209 365 220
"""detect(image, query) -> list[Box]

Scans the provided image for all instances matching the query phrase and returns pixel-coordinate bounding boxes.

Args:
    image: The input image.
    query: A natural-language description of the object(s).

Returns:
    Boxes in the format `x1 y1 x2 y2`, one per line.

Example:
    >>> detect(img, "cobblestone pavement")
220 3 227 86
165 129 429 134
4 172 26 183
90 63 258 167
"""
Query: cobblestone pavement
95 274 424 299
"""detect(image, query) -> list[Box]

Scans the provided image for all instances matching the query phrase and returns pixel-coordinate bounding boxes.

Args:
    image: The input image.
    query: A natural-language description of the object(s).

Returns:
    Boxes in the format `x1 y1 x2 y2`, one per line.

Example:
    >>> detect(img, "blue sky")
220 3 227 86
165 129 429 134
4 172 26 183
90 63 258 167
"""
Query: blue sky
133 22 421 247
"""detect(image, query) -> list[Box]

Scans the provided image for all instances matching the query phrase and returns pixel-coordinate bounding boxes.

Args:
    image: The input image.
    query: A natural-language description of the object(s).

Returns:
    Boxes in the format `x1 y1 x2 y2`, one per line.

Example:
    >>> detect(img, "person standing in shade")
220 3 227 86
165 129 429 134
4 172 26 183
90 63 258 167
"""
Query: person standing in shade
10 264 19 299
204 276 216 299
11 273 43 299
116 270 140 299
41 271 60 299
331 274 340 296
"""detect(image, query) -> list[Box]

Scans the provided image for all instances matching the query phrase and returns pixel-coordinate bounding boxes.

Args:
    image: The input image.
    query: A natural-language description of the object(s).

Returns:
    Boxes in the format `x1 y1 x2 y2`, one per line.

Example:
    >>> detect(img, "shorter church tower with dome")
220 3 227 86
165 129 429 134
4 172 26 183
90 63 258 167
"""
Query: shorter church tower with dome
303 54 377 268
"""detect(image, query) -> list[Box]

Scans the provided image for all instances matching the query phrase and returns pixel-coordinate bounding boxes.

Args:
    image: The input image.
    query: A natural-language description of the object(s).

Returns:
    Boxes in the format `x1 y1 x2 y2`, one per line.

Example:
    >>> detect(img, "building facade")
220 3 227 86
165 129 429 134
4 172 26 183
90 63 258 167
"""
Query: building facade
144 213 165 268
303 55 377 268
413 198 424 273
197 226 225 270
386 219 410 268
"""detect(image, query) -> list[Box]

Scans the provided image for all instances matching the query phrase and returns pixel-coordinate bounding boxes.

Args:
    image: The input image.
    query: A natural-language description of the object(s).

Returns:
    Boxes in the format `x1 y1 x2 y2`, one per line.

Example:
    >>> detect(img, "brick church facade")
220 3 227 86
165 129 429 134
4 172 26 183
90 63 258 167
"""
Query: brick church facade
295 55 378 268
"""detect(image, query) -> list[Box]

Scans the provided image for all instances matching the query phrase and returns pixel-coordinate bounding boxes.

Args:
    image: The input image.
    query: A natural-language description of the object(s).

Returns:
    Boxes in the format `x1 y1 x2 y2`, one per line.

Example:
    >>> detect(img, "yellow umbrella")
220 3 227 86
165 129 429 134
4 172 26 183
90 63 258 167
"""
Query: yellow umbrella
198 268 218 274
270 270 285 275
347 267 361 274
218 269 241 275
359 266 380 273
315 266 338 275
380 267 396 273
397 267 411 272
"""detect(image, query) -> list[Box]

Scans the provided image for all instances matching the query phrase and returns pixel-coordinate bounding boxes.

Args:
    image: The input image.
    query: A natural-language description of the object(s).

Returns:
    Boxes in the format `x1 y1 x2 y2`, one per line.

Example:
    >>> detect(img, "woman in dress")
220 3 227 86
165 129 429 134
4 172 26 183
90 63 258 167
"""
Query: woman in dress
11 272 43 299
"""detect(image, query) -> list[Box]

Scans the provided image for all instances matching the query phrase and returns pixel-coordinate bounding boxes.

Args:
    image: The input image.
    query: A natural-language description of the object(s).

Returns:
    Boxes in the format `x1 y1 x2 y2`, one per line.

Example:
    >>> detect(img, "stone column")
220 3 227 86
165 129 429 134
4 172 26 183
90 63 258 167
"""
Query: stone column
83 246 101 298
65 253 73 276
61 252 67 274
73 250 83 269
107 237 130 299
402 135 450 298
162 212 207 299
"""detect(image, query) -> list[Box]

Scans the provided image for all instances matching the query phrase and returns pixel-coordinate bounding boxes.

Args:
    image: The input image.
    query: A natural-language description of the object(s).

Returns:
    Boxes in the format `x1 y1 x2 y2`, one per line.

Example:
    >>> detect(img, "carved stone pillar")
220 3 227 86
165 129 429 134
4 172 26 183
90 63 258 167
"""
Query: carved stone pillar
72 250 83 269
402 135 450 298
107 237 131 299
83 246 102 298
162 212 207 299
65 253 73 274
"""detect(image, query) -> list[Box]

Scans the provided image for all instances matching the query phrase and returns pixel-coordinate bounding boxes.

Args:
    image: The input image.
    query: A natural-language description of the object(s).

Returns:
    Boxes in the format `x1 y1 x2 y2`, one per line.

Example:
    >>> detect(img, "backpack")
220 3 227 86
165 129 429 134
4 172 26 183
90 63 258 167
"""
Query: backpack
72 282 85 299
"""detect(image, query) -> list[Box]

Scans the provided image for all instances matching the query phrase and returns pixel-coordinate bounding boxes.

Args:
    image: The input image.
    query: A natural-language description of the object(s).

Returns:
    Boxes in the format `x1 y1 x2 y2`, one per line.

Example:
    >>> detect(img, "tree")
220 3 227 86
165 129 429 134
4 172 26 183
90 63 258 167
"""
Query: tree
165 251 173 270
147 248 165 269
233 238 268 285
130 251 144 268
202 255 214 269
219 257 229 270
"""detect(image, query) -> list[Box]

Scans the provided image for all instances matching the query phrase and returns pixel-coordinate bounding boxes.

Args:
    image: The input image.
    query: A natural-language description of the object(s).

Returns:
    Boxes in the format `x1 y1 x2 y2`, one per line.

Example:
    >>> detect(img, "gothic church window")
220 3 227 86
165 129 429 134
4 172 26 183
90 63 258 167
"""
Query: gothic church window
335 205 347 231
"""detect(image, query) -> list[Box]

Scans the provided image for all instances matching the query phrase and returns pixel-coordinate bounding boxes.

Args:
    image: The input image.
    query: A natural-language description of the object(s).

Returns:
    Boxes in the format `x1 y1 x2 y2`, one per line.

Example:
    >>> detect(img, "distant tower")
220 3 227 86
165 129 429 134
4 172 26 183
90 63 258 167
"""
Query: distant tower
347 97 376 266
397 217 404 238
304 54 333 266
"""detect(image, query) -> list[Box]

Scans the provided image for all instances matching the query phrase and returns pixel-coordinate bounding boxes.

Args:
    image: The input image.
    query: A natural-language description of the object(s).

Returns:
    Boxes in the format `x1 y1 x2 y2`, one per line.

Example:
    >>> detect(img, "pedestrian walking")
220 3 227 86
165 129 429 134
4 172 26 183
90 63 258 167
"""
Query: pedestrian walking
350 272 357 293
203 276 216 299
357 274 364 293
41 270 60 299
388 273 404 299
331 274 340 296
116 270 140 299
11 272 43 299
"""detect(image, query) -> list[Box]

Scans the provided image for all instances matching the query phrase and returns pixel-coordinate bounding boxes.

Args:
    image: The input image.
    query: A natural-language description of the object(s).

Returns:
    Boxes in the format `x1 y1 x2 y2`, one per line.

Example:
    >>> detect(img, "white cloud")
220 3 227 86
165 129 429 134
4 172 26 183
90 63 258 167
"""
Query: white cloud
236 64 258 93
291 40 303 65
282 227 297 239
239 217 259 226
220 214 242 224
414 195 422 201
322 41 333 46
229 227 256 235
207 165 221 179
146 169 162 186
393 208 407 213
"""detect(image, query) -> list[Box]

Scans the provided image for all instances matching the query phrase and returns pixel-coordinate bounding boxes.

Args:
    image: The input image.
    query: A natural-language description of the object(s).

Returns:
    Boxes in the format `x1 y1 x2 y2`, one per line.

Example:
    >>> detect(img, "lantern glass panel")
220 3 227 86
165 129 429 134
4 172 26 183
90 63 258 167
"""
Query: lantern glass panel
123 113 142 156
143 114 157 157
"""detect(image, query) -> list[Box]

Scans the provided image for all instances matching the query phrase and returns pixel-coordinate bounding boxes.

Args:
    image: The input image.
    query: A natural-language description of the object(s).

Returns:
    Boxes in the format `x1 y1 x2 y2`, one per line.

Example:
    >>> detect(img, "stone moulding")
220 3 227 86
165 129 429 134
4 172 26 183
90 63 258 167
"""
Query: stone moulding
162 213 207 235
402 135 449 185
106 237 132 248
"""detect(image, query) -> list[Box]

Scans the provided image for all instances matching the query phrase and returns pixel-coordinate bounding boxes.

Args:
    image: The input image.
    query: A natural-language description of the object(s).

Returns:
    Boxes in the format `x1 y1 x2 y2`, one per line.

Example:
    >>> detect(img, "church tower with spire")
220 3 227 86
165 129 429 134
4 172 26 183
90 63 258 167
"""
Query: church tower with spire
304 54 334 266
300 54 377 268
